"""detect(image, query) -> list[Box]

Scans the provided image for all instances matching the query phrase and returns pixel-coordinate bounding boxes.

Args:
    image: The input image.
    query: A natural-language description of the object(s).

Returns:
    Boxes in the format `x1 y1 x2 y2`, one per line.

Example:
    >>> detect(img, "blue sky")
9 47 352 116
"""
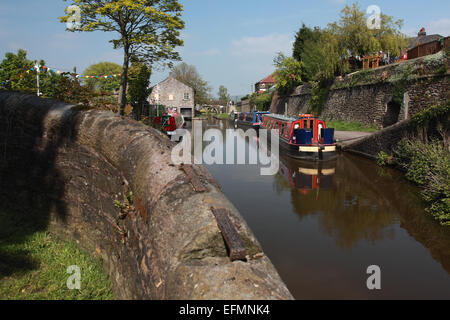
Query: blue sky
0 0 449 97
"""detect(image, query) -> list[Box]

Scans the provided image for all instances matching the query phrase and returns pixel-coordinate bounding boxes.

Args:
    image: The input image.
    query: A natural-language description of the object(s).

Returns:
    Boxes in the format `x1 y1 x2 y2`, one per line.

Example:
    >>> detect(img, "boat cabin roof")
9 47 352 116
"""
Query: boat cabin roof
263 113 319 122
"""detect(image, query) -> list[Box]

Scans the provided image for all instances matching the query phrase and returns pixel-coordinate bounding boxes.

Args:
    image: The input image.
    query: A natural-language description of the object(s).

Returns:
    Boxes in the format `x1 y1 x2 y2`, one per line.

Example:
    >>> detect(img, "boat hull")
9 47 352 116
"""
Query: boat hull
236 120 260 130
267 130 338 161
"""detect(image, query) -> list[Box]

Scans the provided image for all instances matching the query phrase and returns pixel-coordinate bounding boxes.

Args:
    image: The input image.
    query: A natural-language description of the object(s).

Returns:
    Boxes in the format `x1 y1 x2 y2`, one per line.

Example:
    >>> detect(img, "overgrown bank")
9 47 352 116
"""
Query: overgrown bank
376 102 450 226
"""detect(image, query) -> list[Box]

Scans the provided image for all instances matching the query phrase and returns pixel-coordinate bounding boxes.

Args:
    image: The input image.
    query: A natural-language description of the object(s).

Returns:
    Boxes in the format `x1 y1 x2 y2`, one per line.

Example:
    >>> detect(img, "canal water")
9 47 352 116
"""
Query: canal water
189 117 450 299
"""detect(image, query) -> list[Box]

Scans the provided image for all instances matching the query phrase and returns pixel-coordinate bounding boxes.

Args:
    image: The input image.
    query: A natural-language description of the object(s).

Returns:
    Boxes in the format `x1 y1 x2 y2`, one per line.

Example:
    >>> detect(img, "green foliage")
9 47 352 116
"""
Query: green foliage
273 52 303 95
328 2 406 58
288 2 405 85
292 24 320 63
0 49 35 93
171 62 211 105
249 91 273 111
394 139 450 226
84 62 122 93
376 151 390 166
127 61 151 104
302 29 347 82
0 49 101 106
308 81 331 116
218 85 230 104
409 102 450 131
60 0 185 113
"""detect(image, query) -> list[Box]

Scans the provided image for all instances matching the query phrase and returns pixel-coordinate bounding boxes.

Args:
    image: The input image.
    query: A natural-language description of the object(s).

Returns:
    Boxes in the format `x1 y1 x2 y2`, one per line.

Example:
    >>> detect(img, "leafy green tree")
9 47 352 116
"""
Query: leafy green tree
0 49 35 93
328 2 405 58
293 24 315 62
60 0 185 115
84 62 122 93
250 91 273 112
301 29 347 82
127 60 151 119
171 62 211 105
273 52 303 95
218 85 230 104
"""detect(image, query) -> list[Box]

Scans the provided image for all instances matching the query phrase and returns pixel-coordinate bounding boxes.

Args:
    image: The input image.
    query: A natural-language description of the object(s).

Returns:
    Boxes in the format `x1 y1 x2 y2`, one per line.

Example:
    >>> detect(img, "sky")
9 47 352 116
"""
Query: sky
0 0 449 97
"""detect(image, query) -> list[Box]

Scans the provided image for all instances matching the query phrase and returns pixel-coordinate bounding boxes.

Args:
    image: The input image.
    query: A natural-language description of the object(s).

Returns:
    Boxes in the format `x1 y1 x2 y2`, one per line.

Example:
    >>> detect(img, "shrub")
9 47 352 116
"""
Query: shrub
376 151 390 166
394 139 450 226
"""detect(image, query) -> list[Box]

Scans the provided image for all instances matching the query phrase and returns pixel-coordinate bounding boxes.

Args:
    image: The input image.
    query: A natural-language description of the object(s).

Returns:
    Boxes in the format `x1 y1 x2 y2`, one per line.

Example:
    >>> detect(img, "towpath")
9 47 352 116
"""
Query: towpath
335 131 373 147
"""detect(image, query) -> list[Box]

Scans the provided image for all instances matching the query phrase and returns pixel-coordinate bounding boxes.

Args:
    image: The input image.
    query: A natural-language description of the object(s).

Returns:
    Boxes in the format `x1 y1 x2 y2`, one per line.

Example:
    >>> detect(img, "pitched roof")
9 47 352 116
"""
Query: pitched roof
408 34 442 50
258 74 275 84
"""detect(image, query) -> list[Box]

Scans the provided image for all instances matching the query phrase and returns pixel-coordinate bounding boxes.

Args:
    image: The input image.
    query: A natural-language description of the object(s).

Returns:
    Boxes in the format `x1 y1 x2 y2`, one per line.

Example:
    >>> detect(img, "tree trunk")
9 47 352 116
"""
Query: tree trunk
118 46 130 116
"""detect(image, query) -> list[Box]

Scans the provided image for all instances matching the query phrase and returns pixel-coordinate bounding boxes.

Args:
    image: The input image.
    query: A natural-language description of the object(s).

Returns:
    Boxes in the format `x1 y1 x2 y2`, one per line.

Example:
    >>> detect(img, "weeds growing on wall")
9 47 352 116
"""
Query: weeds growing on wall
377 101 450 227
393 139 449 226
308 80 331 116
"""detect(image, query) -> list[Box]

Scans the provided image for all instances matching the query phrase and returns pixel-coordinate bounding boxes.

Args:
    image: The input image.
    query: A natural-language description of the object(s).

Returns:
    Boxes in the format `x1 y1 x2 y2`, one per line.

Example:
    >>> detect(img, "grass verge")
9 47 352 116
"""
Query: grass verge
0 208 114 300
326 120 378 132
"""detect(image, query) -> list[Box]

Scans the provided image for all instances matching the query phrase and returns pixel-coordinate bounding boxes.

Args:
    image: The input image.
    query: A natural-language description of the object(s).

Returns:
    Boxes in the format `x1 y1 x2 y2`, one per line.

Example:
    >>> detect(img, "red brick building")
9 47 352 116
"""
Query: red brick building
255 75 275 93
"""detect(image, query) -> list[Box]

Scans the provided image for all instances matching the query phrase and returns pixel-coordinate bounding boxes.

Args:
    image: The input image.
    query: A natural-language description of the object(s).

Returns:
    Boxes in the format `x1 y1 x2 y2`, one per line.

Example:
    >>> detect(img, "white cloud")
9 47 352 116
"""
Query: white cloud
404 18 450 37
230 33 293 58
428 18 450 36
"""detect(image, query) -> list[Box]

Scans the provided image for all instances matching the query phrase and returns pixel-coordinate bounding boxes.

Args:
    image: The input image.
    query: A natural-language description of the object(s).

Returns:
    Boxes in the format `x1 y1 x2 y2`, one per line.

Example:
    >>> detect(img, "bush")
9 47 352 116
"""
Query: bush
376 151 390 166
250 91 273 111
394 139 450 226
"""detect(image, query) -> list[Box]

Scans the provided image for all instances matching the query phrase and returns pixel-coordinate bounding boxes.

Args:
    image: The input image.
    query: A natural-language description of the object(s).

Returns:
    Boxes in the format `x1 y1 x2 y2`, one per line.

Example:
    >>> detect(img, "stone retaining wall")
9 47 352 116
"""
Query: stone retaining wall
0 91 293 300
270 52 449 129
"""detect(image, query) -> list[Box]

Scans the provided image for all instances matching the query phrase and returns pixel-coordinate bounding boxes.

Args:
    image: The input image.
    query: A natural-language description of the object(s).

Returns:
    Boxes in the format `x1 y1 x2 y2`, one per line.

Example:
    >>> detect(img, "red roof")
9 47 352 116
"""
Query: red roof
258 74 275 84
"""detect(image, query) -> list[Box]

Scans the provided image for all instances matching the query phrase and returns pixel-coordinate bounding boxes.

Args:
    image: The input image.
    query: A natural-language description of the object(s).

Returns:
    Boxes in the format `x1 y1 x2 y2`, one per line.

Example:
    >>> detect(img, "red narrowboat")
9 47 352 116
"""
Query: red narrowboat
260 113 337 161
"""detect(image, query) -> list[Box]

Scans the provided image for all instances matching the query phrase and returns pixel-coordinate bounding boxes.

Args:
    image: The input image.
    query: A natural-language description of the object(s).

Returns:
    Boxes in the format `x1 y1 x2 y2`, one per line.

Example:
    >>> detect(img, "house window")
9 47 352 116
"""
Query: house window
169 94 174 101
184 93 190 100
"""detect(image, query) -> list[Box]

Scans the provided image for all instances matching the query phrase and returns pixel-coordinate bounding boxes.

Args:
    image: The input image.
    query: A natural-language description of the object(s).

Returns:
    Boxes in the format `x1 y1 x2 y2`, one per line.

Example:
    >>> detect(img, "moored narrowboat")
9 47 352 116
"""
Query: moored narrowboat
236 111 270 129
260 113 337 161
228 111 241 123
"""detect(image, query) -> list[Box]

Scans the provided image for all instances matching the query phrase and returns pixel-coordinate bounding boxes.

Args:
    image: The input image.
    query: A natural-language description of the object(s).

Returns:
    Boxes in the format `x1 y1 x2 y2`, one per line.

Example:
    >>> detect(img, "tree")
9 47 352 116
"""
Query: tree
273 52 303 95
127 60 151 119
328 2 405 58
171 62 211 105
218 85 230 104
84 62 122 93
292 24 320 61
301 29 347 82
60 0 185 115
0 49 35 93
249 91 273 112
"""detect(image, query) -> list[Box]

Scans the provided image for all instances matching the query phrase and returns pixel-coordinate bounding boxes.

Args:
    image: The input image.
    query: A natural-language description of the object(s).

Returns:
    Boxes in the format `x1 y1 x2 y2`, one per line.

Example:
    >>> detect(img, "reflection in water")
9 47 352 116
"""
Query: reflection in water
199 117 450 299
274 155 396 250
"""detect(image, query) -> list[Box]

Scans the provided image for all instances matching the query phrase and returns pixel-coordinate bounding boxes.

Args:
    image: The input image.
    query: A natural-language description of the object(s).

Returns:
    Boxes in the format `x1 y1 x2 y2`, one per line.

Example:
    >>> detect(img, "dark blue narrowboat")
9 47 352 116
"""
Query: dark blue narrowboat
260 113 337 161
236 111 270 129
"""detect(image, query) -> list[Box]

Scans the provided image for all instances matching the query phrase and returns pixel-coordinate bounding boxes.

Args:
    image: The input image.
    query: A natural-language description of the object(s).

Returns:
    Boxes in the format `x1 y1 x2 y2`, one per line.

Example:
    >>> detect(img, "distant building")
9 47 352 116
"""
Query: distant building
149 74 195 119
407 28 447 60
255 75 275 93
